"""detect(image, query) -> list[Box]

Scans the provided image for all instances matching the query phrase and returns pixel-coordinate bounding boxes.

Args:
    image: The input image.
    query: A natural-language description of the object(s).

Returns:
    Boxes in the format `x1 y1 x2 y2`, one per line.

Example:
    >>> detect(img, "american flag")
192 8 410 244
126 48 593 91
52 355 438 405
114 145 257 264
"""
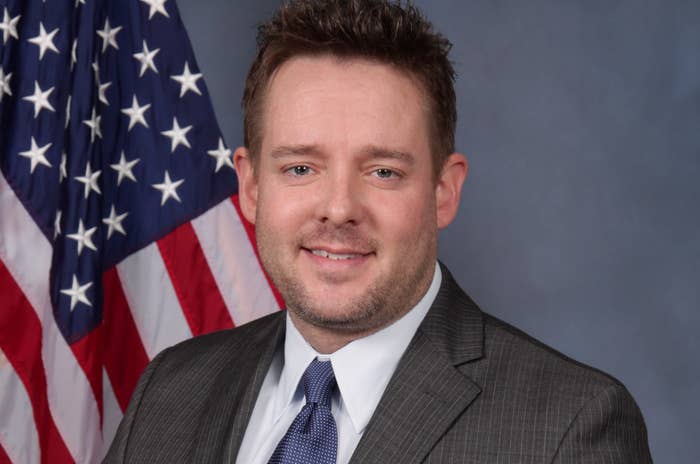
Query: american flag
0 0 282 462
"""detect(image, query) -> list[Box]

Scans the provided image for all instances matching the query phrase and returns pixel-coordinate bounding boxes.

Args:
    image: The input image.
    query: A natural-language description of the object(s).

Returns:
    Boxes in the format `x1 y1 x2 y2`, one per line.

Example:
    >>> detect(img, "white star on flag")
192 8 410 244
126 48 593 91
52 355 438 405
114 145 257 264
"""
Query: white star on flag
171 62 202 97
54 210 62 239
110 151 140 185
0 7 20 44
74 163 102 199
67 219 98 256
59 152 68 182
65 95 72 128
96 18 122 53
22 81 55 118
92 60 101 81
152 171 184 205
103 206 129 239
60 275 93 311
140 0 170 20
0 67 11 102
133 40 160 76
19 137 52 173
98 81 112 106
71 39 78 69
120 96 150 131
28 22 60 60
83 107 102 142
207 138 234 172
161 117 192 152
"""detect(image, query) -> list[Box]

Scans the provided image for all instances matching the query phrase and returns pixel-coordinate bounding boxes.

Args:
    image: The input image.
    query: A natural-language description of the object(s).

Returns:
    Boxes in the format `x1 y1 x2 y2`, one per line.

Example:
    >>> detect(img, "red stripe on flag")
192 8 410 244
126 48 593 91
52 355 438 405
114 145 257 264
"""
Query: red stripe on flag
0 261 74 464
102 268 150 412
157 222 235 336
69 329 103 425
0 442 11 464
230 194 285 309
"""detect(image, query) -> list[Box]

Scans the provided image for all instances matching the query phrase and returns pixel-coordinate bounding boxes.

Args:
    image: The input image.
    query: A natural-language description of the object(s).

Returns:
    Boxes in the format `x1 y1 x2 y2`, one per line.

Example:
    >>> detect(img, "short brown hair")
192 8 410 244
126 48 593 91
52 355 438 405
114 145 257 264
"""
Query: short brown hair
242 0 456 176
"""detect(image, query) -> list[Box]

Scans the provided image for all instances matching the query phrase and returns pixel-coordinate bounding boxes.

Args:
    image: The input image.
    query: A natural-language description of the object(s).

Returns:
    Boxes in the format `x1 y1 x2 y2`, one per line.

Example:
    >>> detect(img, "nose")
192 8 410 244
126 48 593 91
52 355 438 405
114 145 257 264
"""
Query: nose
317 168 364 226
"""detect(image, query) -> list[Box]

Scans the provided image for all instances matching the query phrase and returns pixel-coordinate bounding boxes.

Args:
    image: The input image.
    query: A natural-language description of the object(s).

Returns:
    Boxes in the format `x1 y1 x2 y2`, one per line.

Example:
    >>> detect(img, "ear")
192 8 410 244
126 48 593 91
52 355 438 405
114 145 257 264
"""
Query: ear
233 146 258 224
435 153 468 229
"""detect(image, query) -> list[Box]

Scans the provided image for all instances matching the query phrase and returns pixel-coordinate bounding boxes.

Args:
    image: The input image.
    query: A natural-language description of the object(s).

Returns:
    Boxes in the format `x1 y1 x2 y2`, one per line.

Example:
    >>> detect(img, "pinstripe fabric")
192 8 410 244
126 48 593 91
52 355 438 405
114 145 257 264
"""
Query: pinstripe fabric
103 312 286 464
103 264 652 463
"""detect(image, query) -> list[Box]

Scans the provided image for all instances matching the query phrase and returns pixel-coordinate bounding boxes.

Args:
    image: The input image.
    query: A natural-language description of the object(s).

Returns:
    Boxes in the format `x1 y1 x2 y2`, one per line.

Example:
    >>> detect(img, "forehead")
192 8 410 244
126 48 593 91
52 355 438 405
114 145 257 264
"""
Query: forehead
259 55 432 160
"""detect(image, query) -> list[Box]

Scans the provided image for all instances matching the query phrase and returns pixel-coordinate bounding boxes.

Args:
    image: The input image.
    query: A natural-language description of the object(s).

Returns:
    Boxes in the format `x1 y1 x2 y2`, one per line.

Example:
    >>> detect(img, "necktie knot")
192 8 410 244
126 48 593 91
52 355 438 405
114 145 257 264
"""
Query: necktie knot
302 359 336 407
268 359 338 464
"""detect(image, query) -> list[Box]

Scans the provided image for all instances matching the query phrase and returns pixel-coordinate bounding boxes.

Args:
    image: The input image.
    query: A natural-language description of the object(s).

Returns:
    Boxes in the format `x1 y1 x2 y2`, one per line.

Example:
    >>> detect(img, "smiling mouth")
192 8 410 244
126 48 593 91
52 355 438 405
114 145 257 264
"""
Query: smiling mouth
302 247 374 261
309 249 363 260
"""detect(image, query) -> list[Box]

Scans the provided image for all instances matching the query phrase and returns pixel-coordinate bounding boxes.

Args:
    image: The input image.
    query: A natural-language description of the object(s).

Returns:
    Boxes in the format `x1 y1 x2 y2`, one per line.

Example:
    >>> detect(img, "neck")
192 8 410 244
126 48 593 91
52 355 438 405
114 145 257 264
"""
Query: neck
288 312 372 354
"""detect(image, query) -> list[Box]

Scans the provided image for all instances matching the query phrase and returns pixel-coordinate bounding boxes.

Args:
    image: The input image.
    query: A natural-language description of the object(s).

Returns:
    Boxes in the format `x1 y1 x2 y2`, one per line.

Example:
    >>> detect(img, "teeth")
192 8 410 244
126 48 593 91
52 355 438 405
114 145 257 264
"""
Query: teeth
310 249 360 260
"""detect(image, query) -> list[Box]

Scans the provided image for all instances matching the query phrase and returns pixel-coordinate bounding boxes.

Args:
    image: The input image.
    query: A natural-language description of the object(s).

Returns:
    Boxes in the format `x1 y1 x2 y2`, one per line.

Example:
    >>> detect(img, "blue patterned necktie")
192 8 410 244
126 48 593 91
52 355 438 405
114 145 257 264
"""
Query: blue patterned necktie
268 359 338 464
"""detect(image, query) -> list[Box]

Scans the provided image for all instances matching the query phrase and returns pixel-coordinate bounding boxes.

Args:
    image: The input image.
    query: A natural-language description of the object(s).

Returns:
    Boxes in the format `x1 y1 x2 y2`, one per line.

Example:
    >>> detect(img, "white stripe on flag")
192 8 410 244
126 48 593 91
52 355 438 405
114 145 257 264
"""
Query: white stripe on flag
0 175 53 318
116 243 193 358
101 368 123 461
43 323 103 462
0 173 102 463
191 199 280 326
0 348 40 464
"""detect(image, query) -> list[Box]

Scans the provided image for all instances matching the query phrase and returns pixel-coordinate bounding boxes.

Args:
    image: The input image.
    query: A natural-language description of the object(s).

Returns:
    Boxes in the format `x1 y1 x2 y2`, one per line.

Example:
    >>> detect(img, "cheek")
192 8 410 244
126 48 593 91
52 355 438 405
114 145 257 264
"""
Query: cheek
256 184 311 231
373 189 436 241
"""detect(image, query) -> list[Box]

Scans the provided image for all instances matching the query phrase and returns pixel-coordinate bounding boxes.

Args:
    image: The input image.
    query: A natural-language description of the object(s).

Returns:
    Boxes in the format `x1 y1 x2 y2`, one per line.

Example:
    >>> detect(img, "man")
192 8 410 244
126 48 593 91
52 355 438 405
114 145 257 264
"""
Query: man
105 1 652 463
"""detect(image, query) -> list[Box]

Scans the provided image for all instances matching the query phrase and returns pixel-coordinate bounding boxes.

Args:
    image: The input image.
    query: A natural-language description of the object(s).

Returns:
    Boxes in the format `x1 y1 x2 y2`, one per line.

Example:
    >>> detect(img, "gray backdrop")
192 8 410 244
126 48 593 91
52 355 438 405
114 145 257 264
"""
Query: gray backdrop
176 1 699 462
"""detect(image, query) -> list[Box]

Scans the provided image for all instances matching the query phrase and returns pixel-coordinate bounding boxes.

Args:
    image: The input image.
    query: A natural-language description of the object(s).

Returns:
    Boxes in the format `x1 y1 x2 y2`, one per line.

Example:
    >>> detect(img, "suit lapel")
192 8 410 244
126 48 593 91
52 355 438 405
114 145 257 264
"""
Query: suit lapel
191 313 286 464
350 264 484 464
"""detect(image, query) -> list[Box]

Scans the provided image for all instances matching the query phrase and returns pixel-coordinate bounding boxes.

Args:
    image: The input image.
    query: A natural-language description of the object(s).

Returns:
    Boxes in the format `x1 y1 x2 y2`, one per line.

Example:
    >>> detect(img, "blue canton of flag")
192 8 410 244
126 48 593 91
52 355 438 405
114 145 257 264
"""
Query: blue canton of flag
0 0 237 345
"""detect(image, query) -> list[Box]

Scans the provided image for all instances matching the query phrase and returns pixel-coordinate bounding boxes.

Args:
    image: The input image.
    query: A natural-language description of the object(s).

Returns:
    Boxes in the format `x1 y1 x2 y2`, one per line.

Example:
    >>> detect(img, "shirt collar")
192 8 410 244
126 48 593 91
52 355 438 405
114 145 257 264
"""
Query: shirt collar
274 263 442 434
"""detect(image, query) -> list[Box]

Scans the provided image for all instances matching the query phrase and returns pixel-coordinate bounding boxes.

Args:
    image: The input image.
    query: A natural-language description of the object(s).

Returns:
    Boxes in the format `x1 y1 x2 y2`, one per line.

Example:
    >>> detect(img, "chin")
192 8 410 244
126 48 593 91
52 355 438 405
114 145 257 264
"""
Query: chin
286 287 389 333
292 308 380 334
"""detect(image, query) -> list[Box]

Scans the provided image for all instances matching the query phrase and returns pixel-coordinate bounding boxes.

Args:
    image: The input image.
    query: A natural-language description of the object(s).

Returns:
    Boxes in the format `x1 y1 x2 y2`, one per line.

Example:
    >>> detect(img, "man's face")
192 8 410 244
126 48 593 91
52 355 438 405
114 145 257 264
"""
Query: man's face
236 55 465 338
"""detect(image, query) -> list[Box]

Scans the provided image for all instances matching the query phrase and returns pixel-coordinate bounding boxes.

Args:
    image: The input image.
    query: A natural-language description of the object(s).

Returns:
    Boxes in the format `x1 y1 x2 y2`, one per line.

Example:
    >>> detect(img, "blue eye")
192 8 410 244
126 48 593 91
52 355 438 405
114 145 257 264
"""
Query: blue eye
374 168 396 179
289 165 311 176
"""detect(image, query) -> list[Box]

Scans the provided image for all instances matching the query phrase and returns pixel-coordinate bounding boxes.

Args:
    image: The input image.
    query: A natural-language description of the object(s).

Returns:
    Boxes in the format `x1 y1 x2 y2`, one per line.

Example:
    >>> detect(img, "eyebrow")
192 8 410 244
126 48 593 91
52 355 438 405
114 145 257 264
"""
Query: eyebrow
269 145 322 159
360 145 415 165
269 144 415 165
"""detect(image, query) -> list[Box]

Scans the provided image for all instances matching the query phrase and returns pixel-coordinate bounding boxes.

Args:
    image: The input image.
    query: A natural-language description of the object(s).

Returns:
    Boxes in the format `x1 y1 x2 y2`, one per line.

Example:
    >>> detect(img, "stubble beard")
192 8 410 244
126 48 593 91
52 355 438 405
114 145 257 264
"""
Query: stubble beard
257 223 437 337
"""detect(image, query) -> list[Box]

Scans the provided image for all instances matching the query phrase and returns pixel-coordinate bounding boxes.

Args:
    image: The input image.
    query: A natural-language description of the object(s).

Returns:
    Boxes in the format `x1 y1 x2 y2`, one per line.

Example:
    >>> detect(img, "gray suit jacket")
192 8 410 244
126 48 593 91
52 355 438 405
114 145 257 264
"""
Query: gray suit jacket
104 265 652 463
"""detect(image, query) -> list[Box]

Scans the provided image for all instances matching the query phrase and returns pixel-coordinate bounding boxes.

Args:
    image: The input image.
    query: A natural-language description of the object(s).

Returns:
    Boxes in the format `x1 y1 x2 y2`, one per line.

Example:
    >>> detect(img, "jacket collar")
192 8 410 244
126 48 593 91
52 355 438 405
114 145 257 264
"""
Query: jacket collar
349 263 484 463
418 263 484 366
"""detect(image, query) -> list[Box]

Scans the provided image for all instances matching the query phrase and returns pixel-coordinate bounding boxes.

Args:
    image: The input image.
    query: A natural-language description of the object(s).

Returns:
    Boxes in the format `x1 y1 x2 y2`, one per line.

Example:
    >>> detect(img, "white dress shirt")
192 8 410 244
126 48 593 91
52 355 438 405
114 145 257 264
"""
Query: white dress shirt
236 264 442 464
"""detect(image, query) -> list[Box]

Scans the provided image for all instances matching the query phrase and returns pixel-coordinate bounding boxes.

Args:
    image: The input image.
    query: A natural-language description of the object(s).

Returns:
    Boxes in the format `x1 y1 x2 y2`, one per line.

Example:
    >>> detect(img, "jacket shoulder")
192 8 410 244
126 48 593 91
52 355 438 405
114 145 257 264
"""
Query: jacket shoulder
480 312 624 396
430 304 651 462
103 311 285 463
158 310 284 367
468 314 651 462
